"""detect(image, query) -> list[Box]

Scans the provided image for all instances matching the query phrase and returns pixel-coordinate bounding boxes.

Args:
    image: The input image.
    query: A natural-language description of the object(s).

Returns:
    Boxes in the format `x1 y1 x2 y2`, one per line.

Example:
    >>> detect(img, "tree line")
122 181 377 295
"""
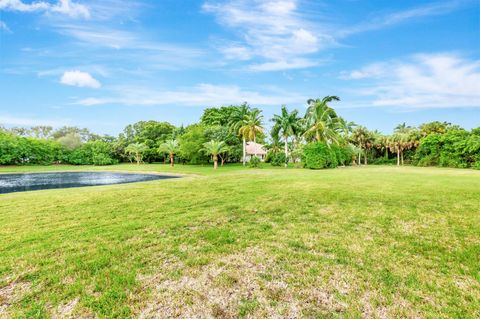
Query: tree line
1 97 479 169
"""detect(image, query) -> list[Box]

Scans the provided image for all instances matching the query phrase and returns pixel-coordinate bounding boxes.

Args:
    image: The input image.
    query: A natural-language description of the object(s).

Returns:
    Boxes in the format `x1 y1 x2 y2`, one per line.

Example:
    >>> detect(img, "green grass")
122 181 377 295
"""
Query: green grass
0 164 479 318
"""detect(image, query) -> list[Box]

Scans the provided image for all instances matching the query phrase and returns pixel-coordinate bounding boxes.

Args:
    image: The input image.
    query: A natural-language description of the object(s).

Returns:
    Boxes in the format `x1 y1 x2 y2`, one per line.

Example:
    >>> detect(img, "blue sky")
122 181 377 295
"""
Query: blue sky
0 0 479 135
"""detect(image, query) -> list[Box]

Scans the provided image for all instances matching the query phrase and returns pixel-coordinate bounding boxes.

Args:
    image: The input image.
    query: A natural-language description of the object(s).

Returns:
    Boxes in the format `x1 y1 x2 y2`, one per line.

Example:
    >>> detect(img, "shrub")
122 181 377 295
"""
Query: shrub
301 142 336 169
249 156 261 168
270 152 287 166
370 157 397 165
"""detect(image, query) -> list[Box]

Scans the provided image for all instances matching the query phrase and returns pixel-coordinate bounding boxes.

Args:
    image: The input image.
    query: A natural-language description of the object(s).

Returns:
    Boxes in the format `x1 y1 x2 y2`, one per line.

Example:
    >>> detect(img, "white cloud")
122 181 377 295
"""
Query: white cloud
60 70 101 88
342 53 480 108
338 1 464 37
203 0 467 72
0 20 10 32
75 83 306 107
0 0 89 19
203 0 331 71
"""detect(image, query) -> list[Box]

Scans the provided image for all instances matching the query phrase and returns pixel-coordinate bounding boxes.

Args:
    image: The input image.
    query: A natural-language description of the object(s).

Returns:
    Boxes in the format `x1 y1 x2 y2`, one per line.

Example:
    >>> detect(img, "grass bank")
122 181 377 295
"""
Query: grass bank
0 165 479 318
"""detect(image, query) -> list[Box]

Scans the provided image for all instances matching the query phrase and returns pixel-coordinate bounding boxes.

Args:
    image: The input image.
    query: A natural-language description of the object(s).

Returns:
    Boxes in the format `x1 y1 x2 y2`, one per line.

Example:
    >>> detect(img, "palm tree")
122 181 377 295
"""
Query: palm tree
238 109 264 157
395 122 412 134
351 126 373 164
125 143 148 165
271 105 301 167
159 139 178 167
303 96 342 144
229 103 251 166
390 124 420 166
373 132 389 160
202 140 229 169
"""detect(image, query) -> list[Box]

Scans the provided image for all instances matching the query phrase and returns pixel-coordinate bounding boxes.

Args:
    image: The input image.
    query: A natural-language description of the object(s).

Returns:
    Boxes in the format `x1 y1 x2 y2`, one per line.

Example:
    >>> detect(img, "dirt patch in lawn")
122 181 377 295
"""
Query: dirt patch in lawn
136 247 348 318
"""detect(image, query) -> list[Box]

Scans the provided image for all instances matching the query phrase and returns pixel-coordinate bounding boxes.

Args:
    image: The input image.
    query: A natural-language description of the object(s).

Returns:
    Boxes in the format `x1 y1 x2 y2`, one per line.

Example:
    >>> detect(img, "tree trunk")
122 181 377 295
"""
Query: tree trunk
397 147 400 166
284 135 288 168
242 137 246 166
253 134 257 157
136 153 140 165
385 148 388 159
401 151 404 166
364 149 368 165
170 153 174 167
213 155 218 169
358 152 361 165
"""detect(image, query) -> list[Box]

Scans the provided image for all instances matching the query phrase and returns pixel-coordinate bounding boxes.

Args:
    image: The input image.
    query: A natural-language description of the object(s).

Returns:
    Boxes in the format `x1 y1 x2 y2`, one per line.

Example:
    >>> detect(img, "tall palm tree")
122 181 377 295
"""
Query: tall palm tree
159 139 178 167
125 143 148 165
238 109 264 157
303 96 342 144
271 105 301 167
389 133 406 166
229 103 251 166
202 140 229 169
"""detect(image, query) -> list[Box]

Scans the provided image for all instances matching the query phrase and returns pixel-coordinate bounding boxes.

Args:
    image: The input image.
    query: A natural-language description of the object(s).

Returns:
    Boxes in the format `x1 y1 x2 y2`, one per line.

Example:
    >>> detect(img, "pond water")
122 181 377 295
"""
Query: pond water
0 172 178 194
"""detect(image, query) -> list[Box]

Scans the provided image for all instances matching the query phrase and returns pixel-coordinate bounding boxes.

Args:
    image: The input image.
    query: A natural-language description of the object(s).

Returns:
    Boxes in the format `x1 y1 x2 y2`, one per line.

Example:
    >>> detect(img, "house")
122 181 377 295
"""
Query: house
245 142 267 161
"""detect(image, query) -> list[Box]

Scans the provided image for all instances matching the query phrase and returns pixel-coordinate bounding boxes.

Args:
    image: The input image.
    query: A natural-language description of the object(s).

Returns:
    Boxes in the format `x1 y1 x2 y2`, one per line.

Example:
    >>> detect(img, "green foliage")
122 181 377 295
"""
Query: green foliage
125 143 149 165
249 156 261 168
67 140 118 165
120 121 176 162
302 142 333 169
414 129 480 169
270 152 287 166
0 132 64 165
201 105 240 126
178 124 209 164
301 142 353 169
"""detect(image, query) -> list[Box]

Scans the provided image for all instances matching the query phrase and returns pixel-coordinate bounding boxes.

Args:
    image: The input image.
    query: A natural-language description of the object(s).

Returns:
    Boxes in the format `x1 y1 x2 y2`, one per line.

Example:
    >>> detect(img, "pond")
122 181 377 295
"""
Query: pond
0 172 178 194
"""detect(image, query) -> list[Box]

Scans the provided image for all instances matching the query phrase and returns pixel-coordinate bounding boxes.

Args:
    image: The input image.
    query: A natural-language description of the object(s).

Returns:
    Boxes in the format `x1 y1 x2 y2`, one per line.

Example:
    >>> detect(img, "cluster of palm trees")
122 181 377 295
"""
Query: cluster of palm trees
350 123 422 166
125 96 421 168
269 96 354 166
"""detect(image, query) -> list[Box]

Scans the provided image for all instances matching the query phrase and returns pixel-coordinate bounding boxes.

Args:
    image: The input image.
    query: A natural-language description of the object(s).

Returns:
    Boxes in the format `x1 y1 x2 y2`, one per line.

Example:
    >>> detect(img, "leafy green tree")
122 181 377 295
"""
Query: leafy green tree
271 105 301 167
419 121 452 136
125 143 148 165
178 124 209 164
202 140 229 169
159 139 179 167
201 106 239 126
121 121 176 162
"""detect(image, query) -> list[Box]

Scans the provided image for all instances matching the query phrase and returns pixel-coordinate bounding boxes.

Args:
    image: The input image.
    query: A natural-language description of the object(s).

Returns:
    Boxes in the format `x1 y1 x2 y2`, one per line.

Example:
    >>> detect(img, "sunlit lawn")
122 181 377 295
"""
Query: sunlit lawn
0 164 479 318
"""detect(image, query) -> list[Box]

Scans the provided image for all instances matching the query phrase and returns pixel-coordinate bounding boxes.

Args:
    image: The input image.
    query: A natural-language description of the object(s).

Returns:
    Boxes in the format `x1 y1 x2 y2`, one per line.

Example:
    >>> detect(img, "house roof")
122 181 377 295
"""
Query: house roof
246 142 267 155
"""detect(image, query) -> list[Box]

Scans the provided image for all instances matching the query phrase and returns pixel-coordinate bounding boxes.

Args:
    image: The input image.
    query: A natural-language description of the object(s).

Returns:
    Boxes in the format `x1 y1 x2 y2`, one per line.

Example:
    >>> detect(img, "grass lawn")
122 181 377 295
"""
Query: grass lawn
0 164 479 318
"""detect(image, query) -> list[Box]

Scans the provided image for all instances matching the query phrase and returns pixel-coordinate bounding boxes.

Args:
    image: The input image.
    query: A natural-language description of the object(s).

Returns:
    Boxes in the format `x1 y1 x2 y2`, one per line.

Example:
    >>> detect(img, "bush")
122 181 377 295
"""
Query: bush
301 142 336 169
270 152 287 166
370 157 397 165
301 142 355 169
249 156 261 168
